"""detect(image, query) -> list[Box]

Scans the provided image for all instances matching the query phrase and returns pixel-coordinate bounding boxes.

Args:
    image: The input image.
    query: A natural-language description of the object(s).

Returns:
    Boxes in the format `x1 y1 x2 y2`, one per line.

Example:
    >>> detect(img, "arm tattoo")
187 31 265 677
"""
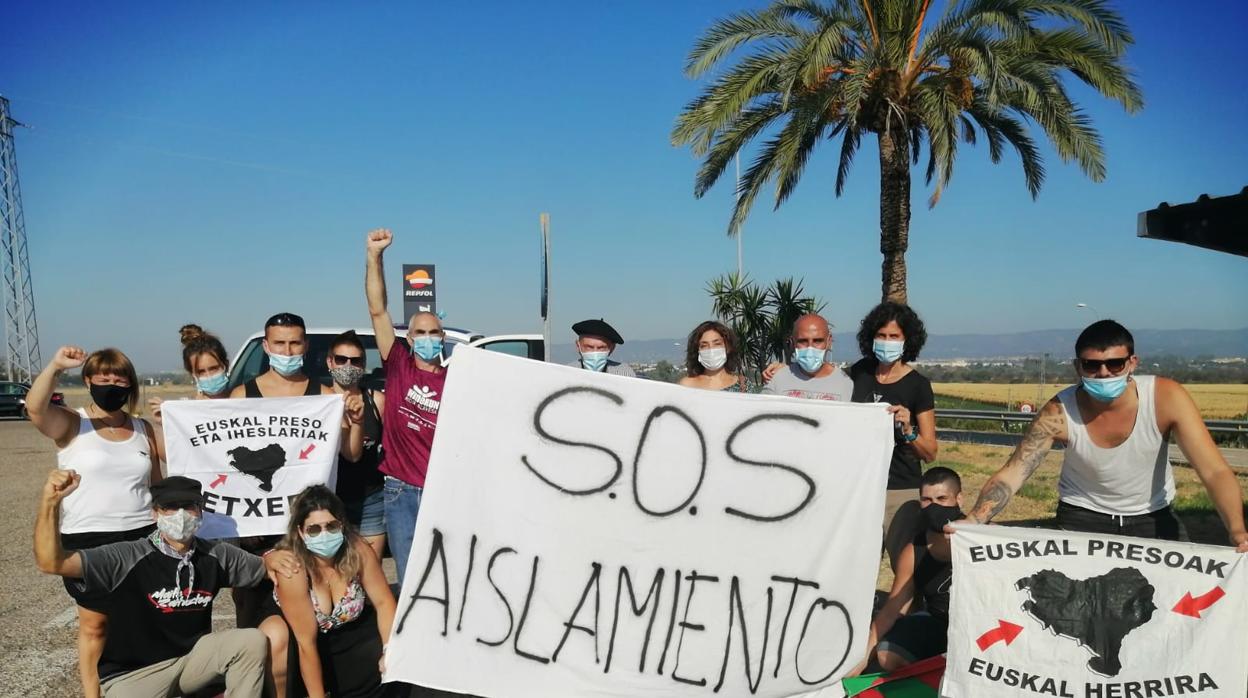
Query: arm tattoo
971 406 1064 523
972 480 1013 524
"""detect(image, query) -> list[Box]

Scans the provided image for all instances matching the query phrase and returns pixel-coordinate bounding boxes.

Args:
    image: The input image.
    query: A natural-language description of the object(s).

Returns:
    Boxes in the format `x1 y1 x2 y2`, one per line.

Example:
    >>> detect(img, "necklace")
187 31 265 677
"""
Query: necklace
88 406 126 434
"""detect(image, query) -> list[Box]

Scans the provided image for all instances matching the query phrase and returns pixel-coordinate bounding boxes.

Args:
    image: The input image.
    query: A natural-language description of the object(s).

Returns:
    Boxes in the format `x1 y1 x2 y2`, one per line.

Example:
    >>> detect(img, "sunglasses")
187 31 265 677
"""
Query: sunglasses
331 354 364 367
304 521 342 536
265 312 306 329
1078 357 1130 374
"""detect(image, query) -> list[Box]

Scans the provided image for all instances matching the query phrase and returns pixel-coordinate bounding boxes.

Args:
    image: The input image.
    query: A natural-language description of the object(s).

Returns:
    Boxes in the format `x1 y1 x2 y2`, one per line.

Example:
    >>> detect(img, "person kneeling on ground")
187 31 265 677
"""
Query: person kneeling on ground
865 467 962 671
34 472 299 697
259 485 397 698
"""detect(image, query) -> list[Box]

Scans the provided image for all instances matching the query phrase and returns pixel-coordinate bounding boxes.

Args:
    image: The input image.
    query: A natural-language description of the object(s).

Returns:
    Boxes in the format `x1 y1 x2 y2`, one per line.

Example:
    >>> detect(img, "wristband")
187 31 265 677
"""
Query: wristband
903 430 918 442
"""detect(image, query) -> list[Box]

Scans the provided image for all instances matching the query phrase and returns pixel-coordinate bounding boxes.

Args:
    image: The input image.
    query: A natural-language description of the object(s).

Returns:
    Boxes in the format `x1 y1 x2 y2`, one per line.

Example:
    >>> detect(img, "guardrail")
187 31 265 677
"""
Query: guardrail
935 408 1247 435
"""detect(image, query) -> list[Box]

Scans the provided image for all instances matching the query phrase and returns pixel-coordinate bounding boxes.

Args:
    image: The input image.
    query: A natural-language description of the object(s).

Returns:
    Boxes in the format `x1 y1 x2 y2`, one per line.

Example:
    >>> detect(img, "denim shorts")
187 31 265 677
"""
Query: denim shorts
343 488 387 537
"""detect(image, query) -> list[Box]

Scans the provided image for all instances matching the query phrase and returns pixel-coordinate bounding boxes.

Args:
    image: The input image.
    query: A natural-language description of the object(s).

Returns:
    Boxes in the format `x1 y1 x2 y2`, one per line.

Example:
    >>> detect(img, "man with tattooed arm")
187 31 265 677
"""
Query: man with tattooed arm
955 320 1247 551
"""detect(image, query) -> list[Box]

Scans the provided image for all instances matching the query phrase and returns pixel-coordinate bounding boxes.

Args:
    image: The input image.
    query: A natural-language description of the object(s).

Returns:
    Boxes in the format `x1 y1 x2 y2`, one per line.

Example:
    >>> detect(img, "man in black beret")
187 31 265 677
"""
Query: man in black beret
34 472 300 697
568 318 635 377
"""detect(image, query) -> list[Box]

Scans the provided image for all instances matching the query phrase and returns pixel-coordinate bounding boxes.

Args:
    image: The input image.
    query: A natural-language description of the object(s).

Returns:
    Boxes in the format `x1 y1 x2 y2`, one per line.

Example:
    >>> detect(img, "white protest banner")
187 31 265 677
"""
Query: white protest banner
944 524 1248 698
163 395 344 538
385 346 894 698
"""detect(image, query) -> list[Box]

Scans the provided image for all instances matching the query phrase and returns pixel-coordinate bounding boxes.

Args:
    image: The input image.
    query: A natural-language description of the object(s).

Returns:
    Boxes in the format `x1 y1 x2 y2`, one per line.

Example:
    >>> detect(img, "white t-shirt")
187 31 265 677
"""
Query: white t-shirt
57 410 155 534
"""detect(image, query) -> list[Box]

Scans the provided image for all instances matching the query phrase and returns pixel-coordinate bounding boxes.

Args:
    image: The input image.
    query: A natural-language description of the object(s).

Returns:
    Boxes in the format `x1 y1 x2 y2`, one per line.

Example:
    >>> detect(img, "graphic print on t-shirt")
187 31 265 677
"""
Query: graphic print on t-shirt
402 383 442 431
784 389 846 401
147 586 215 613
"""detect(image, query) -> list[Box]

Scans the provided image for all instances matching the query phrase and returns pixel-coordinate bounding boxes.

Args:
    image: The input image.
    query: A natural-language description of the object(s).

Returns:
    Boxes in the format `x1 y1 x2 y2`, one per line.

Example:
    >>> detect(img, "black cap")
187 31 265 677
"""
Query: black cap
572 318 624 345
151 476 205 508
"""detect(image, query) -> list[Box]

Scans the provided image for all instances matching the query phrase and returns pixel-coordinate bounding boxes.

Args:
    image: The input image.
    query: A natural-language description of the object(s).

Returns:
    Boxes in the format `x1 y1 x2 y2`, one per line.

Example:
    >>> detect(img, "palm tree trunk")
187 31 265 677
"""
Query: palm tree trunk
877 126 911 304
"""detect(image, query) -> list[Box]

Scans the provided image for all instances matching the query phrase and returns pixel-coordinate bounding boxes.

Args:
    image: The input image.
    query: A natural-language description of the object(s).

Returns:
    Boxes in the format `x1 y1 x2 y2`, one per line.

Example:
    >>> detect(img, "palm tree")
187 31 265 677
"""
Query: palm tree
707 273 824 380
673 0 1143 303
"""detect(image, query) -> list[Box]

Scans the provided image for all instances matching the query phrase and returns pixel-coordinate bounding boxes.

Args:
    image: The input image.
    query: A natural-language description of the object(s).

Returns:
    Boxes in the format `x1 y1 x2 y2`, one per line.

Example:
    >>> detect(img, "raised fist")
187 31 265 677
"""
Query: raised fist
44 469 81 502
366 228 393 254
51 346 87 371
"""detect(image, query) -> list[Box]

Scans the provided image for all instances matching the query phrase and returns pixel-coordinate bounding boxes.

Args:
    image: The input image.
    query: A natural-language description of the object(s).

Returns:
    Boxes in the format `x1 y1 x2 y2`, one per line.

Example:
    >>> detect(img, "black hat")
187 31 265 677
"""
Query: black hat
151 476 205 508
572 318 624 345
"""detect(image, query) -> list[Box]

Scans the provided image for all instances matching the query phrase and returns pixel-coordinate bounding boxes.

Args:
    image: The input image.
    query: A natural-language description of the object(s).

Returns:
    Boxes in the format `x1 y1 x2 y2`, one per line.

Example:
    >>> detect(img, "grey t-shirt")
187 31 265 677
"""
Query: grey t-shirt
762 364 853 401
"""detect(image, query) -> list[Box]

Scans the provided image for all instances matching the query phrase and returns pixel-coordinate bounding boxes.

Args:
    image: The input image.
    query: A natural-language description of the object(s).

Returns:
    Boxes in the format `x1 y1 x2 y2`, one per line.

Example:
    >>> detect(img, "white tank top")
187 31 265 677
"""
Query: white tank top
1056 375 1174 516
57 409 155 534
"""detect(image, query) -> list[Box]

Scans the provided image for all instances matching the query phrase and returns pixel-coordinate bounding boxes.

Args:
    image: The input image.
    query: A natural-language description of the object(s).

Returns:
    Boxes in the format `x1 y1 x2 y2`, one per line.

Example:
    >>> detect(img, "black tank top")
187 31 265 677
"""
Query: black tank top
243 375 323 398
335 389 385 502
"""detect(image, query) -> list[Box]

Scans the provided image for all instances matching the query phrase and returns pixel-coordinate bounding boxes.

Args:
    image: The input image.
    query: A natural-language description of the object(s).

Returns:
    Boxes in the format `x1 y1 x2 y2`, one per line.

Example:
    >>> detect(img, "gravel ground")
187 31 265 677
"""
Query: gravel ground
0 418 412 698
1 418 90 697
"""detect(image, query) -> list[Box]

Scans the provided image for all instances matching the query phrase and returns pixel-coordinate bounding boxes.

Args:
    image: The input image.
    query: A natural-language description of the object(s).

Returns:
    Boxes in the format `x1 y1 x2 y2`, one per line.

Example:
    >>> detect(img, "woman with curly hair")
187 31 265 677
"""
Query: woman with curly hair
849 302 938 571
678 320 752 392
260 485 396 697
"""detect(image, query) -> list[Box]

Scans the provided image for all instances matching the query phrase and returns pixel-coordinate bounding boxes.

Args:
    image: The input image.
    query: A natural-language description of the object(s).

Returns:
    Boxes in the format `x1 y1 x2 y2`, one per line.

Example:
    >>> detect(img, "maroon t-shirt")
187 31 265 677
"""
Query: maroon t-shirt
379 346 447 487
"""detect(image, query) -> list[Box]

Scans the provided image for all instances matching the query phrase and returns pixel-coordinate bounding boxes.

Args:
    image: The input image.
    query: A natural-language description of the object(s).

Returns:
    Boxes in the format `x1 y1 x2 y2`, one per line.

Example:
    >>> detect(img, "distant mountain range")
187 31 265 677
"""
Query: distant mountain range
551 328 1248 364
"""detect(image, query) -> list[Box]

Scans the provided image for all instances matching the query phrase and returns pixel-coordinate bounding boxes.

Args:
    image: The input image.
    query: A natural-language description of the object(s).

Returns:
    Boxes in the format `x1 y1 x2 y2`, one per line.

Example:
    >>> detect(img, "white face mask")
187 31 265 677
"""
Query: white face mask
697 347 728 371
156 508 202 543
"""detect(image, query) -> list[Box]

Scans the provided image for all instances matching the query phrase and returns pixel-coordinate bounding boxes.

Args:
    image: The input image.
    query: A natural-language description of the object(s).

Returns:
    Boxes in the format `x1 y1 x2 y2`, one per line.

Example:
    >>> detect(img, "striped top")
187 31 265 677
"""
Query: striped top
564 359 637 377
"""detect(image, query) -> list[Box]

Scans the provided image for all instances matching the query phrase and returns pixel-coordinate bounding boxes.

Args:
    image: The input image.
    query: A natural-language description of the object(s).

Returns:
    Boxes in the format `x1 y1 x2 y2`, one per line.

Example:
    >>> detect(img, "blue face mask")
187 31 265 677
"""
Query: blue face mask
1081 374 1130 402
873 339 905 364
794 347 826 374
266 352 304 377
195 371 229 396
580 351 609 372
410 336 443 362
302 530 345 558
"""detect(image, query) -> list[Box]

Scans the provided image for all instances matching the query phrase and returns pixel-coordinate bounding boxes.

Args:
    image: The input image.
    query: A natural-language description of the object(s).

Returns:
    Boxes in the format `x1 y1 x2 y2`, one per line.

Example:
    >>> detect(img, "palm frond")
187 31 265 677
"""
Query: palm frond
684 11 806 78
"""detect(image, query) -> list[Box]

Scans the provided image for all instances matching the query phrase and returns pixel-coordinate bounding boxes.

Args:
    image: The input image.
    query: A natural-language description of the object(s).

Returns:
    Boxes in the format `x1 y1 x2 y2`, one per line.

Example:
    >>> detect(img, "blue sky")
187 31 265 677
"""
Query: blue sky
4 1 1246 371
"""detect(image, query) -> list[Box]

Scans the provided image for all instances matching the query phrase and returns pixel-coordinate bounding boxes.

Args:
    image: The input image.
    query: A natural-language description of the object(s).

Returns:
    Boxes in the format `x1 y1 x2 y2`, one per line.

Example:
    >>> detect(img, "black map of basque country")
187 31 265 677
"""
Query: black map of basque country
1015 567 1156 677
226 444 287 492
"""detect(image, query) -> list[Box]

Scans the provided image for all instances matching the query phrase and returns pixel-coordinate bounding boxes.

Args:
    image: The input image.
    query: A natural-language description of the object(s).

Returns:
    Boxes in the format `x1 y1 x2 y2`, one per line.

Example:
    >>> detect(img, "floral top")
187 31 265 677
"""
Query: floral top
720 377 759 393
275 574 366 633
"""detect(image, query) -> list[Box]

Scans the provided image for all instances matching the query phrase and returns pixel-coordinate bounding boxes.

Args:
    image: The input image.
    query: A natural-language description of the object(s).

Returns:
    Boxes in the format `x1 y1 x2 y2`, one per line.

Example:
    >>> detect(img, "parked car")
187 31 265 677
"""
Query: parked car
227 326 544 391
0 381 66 419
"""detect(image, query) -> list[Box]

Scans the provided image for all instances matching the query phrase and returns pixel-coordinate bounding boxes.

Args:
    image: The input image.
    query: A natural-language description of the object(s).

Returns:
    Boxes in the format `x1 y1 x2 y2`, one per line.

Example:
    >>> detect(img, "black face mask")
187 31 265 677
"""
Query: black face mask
922 503 962 532
89 383 132 413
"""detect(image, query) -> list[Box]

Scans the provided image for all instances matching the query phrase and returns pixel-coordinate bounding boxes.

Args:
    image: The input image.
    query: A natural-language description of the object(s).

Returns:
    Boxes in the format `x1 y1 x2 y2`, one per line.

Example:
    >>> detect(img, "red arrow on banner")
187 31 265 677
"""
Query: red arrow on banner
976 620 1024 651
299 444 316 460
209 474 227 489
1173 587 1225 618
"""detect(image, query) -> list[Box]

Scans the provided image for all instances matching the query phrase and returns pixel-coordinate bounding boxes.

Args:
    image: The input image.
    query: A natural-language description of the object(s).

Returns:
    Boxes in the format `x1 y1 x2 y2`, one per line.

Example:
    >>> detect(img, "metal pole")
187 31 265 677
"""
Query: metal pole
735 153 742 278
540 213 551 362
1038 353 1048 406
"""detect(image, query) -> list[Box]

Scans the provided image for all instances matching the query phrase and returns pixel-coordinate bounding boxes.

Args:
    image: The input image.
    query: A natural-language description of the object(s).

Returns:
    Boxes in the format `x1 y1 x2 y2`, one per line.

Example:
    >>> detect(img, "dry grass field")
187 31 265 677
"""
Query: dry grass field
58 384 196 414
932 382 1248 419
874 442 1248 591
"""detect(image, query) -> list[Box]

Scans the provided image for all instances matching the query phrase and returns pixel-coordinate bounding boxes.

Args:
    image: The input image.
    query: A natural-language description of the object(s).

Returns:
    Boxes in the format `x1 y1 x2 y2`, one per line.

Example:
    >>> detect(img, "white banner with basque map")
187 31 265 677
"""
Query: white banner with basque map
163 395 344 538
384 346 895 698
944 524 1248 698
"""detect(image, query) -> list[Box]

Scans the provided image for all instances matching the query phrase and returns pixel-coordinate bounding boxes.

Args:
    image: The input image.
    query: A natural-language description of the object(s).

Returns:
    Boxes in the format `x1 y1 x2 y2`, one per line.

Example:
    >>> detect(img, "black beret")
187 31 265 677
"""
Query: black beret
151 476 205 508
572 318 624 344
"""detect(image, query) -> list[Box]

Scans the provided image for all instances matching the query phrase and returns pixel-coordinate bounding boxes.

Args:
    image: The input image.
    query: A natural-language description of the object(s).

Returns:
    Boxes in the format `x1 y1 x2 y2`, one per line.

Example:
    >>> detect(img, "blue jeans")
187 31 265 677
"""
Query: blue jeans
383 476 423 587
